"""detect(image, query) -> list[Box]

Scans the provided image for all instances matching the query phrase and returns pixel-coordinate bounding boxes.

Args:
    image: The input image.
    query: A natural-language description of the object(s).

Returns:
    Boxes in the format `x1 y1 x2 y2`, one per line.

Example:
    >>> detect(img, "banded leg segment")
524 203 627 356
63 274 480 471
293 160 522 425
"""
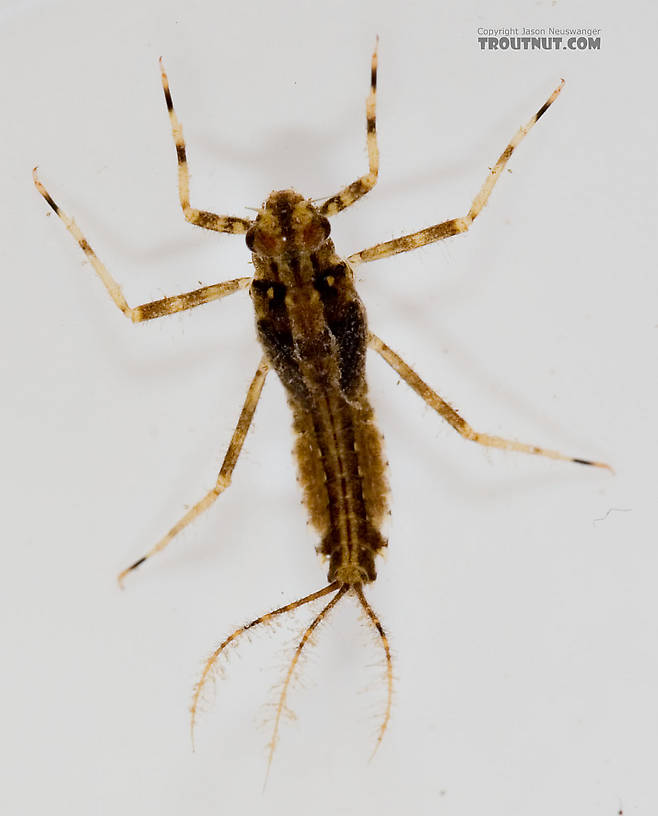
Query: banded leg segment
159 59 252 235
369 333 611 470
33 169 251 321
348 80 564 265
320 41 379 217
118 357 270 586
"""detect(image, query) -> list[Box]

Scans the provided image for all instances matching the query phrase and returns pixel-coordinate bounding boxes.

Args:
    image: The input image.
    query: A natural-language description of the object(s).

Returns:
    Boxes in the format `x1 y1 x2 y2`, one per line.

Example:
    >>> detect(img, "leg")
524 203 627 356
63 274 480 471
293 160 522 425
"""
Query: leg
348 80 564 265
369 333 611 470
190 582 344 747
118 357 270 586
319 40 379 217
33 168 251 321
159 59 252 234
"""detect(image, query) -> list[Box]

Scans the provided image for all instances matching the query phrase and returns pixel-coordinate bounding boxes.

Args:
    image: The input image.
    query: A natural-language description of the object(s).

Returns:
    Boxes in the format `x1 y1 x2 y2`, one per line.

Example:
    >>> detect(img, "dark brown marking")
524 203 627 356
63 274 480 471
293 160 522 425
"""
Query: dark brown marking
163 84 173 112
287 252 300 279
128 556 147 571
346 178 367 199
194 211 218 229
322 180 368 215
43 191 59 213
309 252 321 276
274 195 295 244
535 101 550 121
500 145 514 163
137 299 176 321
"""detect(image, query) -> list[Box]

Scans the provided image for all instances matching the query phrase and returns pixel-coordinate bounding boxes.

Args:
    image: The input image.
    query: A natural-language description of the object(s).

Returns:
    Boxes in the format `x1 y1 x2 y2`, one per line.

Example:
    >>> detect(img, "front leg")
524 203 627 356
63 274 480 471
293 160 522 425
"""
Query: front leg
159 59 252 235
319 40 379 218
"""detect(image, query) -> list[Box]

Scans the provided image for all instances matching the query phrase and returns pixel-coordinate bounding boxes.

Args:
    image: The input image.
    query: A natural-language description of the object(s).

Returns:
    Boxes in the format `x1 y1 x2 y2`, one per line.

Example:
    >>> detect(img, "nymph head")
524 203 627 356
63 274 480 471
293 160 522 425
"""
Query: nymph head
245 190 331 258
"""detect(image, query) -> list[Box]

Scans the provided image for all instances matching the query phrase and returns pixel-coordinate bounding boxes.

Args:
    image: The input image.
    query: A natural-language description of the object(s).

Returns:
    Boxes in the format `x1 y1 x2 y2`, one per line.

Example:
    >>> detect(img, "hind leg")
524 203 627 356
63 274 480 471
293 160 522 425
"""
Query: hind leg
370 332 611 470
118 357 270 585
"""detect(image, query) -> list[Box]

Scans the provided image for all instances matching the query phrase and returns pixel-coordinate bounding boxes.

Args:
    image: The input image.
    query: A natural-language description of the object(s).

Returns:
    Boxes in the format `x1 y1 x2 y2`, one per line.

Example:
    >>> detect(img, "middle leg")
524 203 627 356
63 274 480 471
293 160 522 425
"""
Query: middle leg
369 332 611 470
33 168 251 322
118 356 270 585
159 59 252 235
348 80 564 265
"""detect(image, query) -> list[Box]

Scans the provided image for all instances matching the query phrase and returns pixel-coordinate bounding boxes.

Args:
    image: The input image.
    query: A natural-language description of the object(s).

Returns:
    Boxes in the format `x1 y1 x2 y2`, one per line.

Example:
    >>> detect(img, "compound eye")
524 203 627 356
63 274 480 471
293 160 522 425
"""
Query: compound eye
303 216 331 249
246 227 282 256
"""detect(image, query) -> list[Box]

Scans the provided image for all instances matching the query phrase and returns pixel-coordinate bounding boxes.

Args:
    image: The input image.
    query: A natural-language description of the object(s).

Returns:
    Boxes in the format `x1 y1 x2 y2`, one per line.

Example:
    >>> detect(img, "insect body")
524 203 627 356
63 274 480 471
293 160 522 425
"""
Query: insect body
250 190 388 586
34 43 610 764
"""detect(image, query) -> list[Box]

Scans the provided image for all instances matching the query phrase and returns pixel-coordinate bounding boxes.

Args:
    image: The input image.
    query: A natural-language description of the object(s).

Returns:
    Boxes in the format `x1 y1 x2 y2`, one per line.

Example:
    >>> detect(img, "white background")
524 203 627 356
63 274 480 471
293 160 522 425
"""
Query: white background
2 0 656 813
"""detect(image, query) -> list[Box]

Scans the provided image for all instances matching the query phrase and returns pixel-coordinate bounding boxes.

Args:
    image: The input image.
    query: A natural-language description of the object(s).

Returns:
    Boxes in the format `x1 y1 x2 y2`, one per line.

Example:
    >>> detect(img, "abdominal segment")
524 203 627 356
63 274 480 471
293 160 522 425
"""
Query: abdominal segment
290 387 388 584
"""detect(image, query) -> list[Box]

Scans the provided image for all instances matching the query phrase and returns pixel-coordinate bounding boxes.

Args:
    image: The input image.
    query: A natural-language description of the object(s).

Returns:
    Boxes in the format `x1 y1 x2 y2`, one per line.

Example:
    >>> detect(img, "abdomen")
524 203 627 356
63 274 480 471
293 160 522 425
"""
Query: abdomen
290 384 388 583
